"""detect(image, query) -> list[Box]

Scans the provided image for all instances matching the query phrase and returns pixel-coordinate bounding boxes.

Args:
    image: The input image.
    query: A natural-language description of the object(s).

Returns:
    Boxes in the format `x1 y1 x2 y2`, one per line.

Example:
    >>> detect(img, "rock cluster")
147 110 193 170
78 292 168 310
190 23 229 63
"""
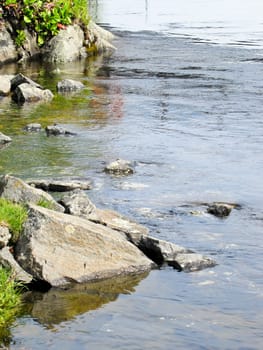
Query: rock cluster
0 175 216 288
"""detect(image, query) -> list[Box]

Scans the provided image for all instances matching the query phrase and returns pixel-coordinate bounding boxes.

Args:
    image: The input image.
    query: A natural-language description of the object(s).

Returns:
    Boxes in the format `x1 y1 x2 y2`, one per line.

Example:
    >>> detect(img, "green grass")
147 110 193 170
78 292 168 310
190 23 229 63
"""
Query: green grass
37 197 54 210
0 198 28 244
0 268 22 328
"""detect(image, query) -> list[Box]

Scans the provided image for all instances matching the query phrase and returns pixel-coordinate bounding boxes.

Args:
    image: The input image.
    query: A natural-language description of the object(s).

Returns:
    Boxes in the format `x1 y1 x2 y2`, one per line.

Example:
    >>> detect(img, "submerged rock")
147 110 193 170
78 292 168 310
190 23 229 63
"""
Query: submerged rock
0 132 12 145
207 202 234 217
45 124 77 136
57 79 85 92
15 204 154 287
23 123 42 132
12 83 53 104
104 159 135 175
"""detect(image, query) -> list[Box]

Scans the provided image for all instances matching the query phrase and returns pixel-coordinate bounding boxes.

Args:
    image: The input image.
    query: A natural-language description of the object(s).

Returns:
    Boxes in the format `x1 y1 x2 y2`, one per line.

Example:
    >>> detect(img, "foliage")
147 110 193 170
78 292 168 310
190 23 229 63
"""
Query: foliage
0 198 28 244
0 0 89 46
0 267 22 328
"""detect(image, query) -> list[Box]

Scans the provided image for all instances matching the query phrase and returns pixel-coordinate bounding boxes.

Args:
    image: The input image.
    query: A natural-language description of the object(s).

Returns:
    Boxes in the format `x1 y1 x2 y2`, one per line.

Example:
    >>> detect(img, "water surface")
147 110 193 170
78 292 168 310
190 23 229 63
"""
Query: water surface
0 0 263 349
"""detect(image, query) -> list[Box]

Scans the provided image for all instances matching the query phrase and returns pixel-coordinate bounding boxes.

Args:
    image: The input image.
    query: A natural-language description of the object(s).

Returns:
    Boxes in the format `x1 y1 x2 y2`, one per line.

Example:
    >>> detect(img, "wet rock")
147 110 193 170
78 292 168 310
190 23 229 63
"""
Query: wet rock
45 124 77 136
15 204 154 287
0 174 64 212
85 21 116 54
0 223 11 248
57 79 85 92
207 202 233 217
104 159 135 175
168 253 216 272
12 83 54 104
28 178 92 192
23 123 42 132
59 189 96 215
0 26 18 65
0 75 14 96
10 73 42 91
0 247 33 283
0 132 12 145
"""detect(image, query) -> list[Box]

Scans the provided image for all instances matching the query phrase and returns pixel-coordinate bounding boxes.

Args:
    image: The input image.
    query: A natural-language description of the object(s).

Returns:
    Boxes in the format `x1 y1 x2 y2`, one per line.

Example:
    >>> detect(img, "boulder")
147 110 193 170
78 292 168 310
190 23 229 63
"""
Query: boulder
43 25 85 63
11 73 42 91
28 178 92 192
0 223 11 248
0 26 18 65
0 247 33 283
0 132 12 145
0 75 14 96
104 159 135 175
0 175 64 212
85 21 116 54
168 253 216 272
59 189 96 215
12 83 54 104
57 79 85 92
15 205 154 287
23 123 42 132
45 124 77 136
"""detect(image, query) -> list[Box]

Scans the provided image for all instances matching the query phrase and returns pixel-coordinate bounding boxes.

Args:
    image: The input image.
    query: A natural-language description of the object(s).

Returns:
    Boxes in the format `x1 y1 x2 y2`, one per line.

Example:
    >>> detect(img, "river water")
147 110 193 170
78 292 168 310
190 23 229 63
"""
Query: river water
1 0 263 349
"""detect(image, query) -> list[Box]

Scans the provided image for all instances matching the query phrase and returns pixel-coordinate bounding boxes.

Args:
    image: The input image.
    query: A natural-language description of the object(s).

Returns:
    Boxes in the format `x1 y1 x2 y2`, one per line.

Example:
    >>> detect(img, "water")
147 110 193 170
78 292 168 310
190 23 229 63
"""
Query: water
1 0 263 348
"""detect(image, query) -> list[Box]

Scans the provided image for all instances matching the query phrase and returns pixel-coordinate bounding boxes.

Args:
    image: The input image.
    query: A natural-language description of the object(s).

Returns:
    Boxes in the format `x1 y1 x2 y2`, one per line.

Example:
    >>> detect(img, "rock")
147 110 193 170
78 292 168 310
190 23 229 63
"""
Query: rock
59 190 148 243
0 174 64 212
207 202 233 217
10 73 42 91
169 253 217 272
0 26 18 65
15 204 154 287
45 124 77 136
0 223 11 248
28 178 92 192
0 132 12 145
104 159 135 175
138 235 216 272
0 247 33 283
0 75 14 96
23 123 42 132
57 79 85 92
12 83 54 104
43 25 85 63
85 21 116 54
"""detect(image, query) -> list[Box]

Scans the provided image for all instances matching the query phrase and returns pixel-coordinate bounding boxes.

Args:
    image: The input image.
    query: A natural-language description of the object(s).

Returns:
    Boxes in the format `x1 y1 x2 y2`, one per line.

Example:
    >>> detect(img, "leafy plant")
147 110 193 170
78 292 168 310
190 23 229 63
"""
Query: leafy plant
0 267 22 328
1 0 90 47
0 198 28 244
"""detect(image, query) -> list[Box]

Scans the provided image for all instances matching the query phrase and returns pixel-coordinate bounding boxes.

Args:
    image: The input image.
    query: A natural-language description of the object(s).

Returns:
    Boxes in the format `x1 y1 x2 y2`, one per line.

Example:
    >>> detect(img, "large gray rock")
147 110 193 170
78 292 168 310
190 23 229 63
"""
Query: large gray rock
0 175 64 212
104 159 135 175
15 205 154 287
0 247 33 283
0 224 11 248
0 26 18 64
28 178 92 192
11 73 42 91
12 83 53 104
43 25 85 63
57 79 85 92
85 21 116 54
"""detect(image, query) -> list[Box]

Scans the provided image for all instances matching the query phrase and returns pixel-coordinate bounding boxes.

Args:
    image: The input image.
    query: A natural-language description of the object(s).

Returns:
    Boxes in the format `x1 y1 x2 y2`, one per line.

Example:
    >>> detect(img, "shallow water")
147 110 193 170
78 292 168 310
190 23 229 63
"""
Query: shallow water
1 0 263 349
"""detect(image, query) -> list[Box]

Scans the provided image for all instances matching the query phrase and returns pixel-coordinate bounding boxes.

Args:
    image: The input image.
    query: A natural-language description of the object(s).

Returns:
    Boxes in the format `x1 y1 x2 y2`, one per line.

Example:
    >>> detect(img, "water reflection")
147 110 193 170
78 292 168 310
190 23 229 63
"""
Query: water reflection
22 273 148 329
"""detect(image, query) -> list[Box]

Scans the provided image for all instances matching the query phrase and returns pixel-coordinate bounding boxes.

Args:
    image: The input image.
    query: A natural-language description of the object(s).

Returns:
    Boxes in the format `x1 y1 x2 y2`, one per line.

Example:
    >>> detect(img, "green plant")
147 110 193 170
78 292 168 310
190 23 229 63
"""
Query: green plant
0 198 28 244
0 267 22 328
37 197 54 209
1 0 90 47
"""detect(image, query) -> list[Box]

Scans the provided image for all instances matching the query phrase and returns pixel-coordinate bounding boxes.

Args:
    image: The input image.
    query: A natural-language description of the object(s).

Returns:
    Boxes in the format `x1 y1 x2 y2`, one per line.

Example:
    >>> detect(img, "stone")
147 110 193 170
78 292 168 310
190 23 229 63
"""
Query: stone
28 178 92 192
0 132 12 145
85 21 116 54
15 205 154 287
43 25 85 63
104 159 135 175
23 123 42 132
0 223 11 248
57 79 85 92
10 73 42 91
12 83 54 104
138 235 216 272
45 124 77 136
0 26 18 65
0 75 14 96
207 202 233 217
59 190 149 243
0 174 64 212
0 247 33 283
